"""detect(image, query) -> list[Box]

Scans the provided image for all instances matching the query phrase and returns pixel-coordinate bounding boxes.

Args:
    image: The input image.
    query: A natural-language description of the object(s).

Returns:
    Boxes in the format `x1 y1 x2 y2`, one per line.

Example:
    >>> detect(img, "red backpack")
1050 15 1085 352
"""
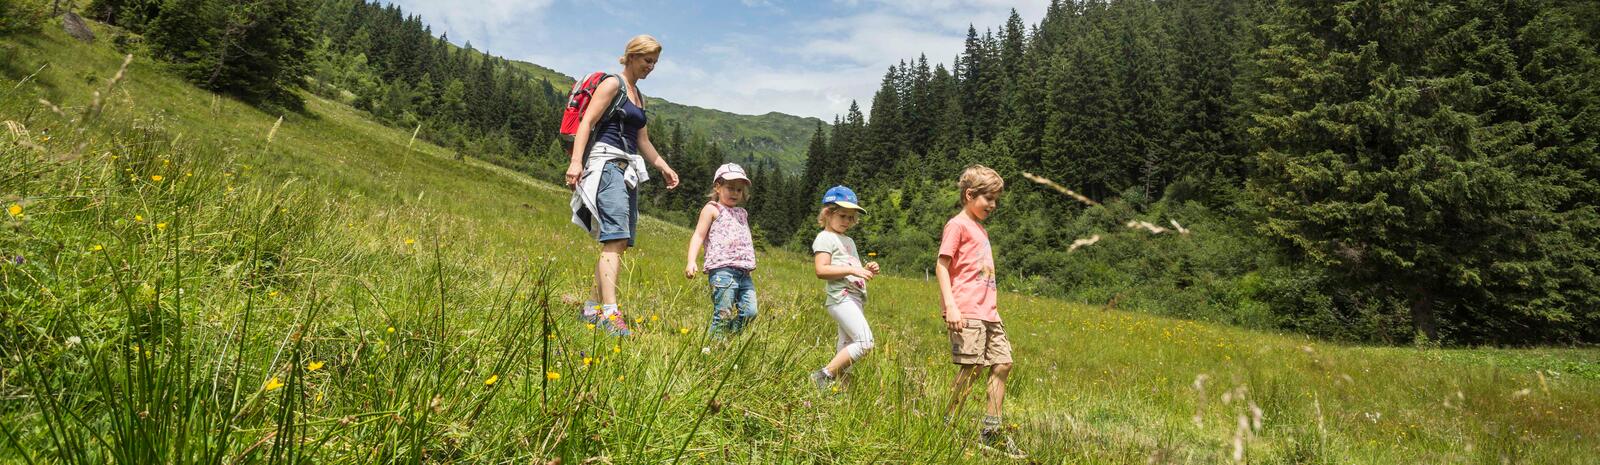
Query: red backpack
558 72 631 147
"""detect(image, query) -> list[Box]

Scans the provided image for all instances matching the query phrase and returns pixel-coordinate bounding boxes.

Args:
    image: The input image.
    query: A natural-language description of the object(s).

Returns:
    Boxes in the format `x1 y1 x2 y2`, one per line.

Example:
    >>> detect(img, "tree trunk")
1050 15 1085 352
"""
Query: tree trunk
1409 287 1437 341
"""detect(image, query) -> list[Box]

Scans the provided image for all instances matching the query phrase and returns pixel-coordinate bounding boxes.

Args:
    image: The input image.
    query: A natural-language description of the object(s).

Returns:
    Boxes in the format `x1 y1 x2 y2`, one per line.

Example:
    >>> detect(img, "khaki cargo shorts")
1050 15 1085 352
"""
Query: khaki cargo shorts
949 319 1012 366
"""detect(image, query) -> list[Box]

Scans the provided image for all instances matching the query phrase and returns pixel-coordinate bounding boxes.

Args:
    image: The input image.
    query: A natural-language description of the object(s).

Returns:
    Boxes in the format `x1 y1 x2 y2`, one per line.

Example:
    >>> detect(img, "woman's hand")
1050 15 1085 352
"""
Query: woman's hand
659 164 680 189
565 160 583 189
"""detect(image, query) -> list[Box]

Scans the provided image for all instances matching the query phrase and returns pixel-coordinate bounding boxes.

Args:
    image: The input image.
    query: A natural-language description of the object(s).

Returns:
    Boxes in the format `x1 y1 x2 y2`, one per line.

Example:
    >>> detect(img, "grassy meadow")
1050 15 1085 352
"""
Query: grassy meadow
2 24 1598 464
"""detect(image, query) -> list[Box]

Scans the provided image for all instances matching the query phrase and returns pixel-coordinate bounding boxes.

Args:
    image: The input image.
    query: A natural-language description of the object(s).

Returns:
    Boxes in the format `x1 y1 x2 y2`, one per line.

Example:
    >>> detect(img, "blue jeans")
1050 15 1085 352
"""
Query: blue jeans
707 267 758 334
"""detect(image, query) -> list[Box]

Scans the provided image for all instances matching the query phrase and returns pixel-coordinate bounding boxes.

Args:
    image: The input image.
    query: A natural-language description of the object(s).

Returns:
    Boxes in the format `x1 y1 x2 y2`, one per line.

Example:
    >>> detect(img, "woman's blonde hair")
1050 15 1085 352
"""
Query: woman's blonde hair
619 35 662 65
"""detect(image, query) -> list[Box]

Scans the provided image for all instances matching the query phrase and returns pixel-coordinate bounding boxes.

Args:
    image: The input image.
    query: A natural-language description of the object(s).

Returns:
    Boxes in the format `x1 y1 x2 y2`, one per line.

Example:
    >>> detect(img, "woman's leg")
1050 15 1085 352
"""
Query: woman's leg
596 239 628 305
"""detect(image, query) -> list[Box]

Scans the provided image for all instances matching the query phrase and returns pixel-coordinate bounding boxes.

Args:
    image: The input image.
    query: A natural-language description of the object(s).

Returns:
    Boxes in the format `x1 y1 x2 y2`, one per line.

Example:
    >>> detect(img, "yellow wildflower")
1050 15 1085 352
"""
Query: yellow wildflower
306 361 324 371
386 326 395 333
583 357 593 367
6 204 20 217
269 290 279 297
586 323 596 331
134 215 144 222
265 377 284 391
91 244 103 251
612 345 621 354
404 238 415 245
546 372 561 381
651 315 660 322
150 175 163 182
484 374 499 386
679 327 689 335
156 222 167 231
868 252 877 257
617 376 625 382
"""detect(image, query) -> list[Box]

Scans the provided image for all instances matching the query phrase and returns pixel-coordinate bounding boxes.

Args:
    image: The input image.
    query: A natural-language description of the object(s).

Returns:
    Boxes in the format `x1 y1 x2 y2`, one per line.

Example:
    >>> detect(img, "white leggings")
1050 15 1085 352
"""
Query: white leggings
827 299 874 360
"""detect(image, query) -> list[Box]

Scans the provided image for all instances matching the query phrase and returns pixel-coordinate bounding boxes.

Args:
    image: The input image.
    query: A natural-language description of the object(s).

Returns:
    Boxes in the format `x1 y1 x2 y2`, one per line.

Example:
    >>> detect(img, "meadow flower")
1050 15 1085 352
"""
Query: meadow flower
583 357 593 367
306 361 324 371
612 345 620 354
134 215 144 222
651 315 659 322
404 238 415 245
265 377 284 391
150 175 163 182
90 244 103 251
617 376 625 382
156 222 167 230
386 326 395 333
868 252 877 257
484 374 499 386
587 323 597 331
679 327 689 335
269 290 279 297
546 372 561 381
6 204 20 217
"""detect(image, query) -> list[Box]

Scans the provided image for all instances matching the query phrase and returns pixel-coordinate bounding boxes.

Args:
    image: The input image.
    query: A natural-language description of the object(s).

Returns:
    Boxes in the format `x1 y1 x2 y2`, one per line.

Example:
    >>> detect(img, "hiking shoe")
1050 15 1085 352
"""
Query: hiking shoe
809 369 834 392
600 312 632 336
579 303 602 324
977 431 1027 459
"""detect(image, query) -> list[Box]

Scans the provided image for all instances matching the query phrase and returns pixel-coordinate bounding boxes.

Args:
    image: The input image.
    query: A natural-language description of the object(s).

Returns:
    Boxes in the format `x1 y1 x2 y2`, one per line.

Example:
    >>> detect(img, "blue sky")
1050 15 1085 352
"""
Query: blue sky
383 0 1049 121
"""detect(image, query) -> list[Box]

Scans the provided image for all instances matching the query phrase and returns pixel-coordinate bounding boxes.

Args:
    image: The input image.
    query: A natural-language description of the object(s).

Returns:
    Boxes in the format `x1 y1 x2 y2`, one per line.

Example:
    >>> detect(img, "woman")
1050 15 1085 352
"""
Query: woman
566 35 680 336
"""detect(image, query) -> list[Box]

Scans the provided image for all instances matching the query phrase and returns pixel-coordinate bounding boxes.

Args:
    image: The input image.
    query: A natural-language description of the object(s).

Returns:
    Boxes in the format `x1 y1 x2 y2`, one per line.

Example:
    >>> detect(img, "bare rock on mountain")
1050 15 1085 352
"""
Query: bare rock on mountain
63 12 95 43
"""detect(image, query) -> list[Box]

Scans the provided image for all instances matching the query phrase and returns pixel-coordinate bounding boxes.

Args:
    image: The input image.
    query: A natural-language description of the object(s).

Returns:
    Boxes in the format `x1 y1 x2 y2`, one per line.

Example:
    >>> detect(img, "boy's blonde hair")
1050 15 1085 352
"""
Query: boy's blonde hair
620 35 662 65
958 164 1004 204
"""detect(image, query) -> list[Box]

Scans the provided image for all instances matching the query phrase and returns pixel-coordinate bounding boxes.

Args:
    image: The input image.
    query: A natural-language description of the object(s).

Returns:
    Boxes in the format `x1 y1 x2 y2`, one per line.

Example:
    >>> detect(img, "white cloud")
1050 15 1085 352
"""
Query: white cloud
385 0 556 49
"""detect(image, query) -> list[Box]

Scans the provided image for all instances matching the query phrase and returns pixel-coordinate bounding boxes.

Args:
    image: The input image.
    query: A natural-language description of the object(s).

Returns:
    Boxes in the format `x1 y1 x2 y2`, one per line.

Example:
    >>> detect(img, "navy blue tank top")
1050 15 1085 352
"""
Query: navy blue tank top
594 96 646 154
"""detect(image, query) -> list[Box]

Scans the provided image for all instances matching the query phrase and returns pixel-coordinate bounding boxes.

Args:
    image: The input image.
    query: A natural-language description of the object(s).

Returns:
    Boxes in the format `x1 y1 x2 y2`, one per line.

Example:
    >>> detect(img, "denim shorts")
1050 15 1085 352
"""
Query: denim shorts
707 267 758 334
594 160 638 247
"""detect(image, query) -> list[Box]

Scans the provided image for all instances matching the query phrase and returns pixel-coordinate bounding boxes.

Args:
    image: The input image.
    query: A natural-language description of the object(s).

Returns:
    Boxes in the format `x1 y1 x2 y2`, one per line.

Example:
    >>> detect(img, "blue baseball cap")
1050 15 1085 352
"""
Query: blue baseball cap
821 185 865 213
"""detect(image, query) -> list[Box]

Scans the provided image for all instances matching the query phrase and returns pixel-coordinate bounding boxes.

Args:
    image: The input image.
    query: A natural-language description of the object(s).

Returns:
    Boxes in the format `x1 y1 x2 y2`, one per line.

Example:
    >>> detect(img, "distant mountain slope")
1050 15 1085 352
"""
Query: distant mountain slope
510 60 821 172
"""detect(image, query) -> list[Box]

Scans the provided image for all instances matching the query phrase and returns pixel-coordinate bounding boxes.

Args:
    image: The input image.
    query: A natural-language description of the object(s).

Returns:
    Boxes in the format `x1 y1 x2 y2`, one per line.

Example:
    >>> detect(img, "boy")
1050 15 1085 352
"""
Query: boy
937 165 1026 459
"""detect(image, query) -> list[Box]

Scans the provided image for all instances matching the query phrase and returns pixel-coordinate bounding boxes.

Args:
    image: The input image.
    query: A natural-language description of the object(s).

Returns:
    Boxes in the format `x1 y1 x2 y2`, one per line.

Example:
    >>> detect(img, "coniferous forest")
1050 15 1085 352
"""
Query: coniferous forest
70 0 1600 345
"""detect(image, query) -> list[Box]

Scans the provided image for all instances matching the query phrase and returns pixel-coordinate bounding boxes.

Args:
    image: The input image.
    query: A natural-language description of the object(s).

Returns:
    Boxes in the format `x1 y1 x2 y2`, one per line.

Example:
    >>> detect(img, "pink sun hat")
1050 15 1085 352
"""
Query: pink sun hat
714 163 750 183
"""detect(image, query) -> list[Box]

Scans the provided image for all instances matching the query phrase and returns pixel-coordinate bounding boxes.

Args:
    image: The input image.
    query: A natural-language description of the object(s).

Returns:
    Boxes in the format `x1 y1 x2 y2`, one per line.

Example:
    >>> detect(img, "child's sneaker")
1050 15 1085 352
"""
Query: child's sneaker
809 369 833 392
977 430 1027 459
579 302 601 323
600 312 632 337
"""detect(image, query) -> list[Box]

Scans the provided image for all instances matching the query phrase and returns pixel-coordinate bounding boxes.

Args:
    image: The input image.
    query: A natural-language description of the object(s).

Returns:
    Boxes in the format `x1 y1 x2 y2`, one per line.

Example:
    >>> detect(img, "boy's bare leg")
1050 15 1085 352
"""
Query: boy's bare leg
986 363 1011 417
946 365 983 419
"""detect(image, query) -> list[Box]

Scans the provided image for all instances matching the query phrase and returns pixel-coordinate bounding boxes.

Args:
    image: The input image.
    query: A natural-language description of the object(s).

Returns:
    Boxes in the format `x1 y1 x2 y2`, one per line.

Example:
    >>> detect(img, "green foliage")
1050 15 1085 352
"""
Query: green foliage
141 0 315 109
0 0 49 34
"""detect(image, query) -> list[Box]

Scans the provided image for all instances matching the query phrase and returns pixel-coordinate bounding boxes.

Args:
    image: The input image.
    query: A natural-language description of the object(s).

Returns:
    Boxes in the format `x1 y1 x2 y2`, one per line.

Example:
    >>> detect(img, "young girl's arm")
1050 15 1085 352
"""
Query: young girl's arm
685 204 718 278
813 253 873 281
936 255 961 331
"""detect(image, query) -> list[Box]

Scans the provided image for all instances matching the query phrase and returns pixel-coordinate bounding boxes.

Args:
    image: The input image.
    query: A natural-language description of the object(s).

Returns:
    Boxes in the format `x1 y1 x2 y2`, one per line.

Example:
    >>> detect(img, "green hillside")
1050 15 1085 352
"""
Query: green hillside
3 23 1598 465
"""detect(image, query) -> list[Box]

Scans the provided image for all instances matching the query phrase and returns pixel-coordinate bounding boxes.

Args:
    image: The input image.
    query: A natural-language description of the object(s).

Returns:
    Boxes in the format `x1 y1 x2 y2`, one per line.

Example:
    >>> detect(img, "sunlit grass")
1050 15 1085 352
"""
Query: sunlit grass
1 24 1597 464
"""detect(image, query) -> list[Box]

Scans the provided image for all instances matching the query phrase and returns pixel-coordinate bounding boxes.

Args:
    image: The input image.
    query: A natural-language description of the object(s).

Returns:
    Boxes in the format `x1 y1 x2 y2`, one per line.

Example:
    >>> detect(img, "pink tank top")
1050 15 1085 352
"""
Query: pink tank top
703 203 757 271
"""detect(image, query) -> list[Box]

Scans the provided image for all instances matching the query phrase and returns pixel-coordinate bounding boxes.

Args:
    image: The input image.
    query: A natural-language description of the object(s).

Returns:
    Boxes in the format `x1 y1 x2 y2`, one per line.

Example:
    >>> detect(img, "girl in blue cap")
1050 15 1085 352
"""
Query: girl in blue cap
808 185 879 391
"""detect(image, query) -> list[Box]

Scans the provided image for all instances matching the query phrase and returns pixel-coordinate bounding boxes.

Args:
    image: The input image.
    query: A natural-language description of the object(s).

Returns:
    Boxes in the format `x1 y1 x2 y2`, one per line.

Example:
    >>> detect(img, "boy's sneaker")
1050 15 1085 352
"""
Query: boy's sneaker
977 430 1027 459
599 312 632 336
809 370 833 392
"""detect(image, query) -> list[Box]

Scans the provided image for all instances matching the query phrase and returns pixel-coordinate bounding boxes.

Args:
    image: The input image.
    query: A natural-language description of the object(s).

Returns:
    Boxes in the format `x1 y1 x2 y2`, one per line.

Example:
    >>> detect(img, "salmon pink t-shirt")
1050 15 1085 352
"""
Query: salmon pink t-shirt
939 213 999 322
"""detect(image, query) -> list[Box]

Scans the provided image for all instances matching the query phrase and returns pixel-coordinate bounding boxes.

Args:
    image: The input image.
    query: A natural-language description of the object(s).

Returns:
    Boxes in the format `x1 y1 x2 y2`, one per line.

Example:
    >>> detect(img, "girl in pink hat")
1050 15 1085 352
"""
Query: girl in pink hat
685 163 759 335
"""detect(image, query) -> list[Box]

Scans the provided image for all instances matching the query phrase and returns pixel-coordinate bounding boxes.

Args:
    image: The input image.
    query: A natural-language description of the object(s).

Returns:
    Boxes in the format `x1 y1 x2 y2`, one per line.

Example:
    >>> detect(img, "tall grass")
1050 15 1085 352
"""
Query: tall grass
2 24 1598 464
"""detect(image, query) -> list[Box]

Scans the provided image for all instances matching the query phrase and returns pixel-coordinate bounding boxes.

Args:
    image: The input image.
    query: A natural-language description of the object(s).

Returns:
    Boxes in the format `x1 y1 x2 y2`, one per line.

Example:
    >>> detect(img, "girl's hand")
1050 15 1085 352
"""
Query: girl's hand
865 261 880 274
564 161 583 189
852 267 876 280
685 262 698 279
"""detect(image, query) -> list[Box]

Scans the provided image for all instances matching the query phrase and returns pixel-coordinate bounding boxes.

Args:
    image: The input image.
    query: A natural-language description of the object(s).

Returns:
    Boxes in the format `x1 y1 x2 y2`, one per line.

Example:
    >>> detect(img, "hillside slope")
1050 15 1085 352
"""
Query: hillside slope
2 26 1597 464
